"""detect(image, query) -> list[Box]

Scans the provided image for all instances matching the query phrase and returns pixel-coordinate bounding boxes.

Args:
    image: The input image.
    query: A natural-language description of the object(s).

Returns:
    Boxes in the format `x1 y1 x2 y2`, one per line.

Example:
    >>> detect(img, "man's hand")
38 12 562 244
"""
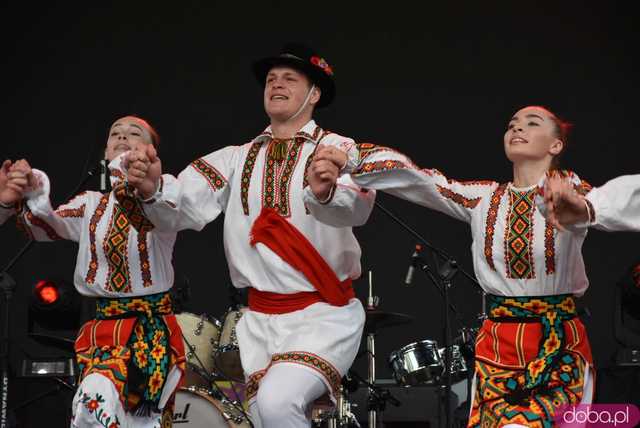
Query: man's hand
125 144 162 199
307 145 347 201
544 175 590 230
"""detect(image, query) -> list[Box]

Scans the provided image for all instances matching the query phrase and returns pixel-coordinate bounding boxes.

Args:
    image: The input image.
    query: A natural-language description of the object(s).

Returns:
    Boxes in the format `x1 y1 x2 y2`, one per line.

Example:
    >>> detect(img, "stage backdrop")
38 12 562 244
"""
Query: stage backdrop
1 2 638 426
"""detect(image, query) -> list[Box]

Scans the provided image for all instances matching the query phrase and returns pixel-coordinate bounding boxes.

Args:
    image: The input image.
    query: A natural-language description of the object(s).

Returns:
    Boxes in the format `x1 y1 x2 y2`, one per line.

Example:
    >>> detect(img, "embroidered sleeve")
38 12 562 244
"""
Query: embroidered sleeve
136 145 237 232
347 143 496 224
586 174 640 232
17 168 89 242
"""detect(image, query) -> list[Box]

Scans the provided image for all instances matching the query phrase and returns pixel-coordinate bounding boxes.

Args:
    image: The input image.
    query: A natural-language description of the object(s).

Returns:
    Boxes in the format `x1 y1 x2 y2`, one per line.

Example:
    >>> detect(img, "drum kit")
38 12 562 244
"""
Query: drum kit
174 305 252 427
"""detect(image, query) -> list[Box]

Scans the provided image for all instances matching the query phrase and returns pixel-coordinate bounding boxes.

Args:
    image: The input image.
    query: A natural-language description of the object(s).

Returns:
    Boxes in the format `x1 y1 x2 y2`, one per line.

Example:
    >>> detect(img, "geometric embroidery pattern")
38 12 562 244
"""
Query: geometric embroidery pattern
484 184 507 271
504 188 537 279
275 139 304 217
57 205 86 218
261 140 303 217
353 159 411 175
113 184 155 288
102 204 132 293
240 142 262 215
24 210 62 240
245 351 342 402
86 194 110 285
95 292 174 413
472 294 584 428
544 220 555 275
436 184 481 209
191 158 227 192
487 294 577 391
468 356 585 428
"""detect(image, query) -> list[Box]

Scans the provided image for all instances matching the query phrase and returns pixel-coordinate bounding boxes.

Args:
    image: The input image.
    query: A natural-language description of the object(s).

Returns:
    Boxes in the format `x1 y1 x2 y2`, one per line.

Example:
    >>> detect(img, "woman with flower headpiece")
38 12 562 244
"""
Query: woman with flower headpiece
308 105 598 428
125 43 373 428
11 116 185 428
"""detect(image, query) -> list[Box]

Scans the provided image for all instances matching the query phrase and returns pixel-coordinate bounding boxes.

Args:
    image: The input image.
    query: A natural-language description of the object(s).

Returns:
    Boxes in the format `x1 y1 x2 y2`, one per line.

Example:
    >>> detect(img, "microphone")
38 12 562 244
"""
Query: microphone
404 244 422 286
99 159 108 192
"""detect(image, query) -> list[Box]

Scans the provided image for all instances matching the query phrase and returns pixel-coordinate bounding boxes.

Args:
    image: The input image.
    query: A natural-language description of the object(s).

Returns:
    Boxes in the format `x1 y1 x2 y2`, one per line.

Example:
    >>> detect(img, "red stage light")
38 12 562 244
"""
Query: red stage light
34 280 59 305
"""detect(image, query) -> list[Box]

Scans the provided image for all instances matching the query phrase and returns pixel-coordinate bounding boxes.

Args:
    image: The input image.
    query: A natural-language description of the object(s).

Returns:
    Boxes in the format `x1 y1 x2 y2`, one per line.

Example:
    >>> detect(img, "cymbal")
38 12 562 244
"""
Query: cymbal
29 333 75 353
364 309 413 333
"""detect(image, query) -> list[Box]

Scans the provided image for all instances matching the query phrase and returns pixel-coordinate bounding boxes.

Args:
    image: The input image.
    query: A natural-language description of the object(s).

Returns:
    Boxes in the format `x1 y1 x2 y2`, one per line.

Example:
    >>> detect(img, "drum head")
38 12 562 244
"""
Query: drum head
174 387 248 427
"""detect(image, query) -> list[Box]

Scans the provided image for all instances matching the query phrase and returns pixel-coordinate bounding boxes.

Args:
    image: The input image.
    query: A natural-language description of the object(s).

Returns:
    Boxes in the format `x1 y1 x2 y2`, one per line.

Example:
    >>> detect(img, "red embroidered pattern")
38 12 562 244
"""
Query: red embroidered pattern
271 351 341 395
191 158 227 192
504 188 537 279
25 211 62 240
544 219 556 274
86 194 110 284
353 159 411 174
137 232 152 288
262 142 278 210
56 205 85 218
245 351 342 401
261 140 304 217
102 204 132 293
113 184 154 287
110 169 126 183
276 139 304 216
245 369 266 401
436 185 481 209
240 142 262 215
484 184 507 271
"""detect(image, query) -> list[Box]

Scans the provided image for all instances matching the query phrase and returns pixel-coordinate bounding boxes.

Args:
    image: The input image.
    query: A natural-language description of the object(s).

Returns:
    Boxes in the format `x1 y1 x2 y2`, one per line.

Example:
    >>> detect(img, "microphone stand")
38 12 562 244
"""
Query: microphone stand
374 200 480 428
0 162 100 428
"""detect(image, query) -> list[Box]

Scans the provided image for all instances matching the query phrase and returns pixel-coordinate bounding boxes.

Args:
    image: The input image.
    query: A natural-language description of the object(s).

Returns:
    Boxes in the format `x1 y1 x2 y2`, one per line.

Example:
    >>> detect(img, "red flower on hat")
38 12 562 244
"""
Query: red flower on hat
310 56 334 76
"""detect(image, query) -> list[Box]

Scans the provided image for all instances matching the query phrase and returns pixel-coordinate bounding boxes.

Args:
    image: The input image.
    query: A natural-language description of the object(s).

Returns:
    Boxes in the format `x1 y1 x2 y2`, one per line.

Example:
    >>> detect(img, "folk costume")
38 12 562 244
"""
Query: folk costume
318 146 597 428
135 45 373 428
17 155 185 428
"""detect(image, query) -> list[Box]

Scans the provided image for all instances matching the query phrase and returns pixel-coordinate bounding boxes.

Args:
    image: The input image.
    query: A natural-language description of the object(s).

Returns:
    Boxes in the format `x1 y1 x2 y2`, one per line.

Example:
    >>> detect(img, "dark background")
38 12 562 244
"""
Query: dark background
1 1 638 426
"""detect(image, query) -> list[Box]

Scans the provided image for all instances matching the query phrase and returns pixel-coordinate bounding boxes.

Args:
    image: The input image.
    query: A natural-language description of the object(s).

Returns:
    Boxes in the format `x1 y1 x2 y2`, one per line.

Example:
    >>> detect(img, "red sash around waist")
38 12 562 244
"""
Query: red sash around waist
249 207 355 314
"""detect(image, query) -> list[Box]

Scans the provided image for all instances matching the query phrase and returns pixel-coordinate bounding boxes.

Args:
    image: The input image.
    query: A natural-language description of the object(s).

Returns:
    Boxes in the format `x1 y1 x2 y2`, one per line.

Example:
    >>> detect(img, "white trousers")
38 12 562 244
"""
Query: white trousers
249 363 327 428
70 373 165 428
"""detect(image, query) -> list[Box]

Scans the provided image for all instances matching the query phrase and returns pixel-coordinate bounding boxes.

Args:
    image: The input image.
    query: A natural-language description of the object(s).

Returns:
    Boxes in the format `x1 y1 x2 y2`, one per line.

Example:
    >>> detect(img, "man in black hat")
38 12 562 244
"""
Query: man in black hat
125 43 373 427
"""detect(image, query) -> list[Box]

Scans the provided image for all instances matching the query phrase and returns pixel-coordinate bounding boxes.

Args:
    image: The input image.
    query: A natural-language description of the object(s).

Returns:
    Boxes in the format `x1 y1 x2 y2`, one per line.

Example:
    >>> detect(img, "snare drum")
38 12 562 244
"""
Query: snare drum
175 312 222 387
438 344 469 383
214 307 247 382
173 387 250 427
389 339 444 386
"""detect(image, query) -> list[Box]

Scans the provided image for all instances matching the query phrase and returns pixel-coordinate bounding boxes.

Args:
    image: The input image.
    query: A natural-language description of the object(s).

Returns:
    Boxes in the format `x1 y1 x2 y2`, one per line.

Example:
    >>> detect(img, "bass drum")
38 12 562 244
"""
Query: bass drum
173 387 251 427
175 312 222 388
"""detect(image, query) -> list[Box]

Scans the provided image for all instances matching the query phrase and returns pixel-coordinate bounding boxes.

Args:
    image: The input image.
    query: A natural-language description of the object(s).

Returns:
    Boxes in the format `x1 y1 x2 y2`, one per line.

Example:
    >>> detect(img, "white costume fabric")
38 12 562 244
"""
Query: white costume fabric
585 174 640 232
17 155 180 428
139 120 371 426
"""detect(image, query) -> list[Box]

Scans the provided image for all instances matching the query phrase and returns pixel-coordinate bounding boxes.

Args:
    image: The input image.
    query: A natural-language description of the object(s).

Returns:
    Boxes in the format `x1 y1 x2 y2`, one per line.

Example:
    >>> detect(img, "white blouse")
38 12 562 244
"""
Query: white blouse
139 120 375 294
18 155 177 297
325 145 593 297
586 174 640 232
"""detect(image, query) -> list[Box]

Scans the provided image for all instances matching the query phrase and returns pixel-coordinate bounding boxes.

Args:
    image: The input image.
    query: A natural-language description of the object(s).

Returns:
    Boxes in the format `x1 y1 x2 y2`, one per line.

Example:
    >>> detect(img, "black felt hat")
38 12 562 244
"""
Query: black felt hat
253 43 336 108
